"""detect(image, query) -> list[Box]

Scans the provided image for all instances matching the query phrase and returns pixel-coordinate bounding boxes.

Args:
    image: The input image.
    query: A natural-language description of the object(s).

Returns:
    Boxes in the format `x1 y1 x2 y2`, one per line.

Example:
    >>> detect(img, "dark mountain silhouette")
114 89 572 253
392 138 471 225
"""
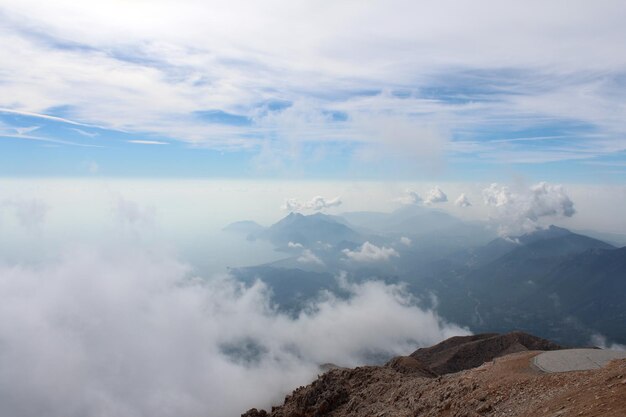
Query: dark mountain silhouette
261 212 363 247
526 246 626 341
462 225 611 268
431 227 622 345
462 227 614 301
463 236 520 267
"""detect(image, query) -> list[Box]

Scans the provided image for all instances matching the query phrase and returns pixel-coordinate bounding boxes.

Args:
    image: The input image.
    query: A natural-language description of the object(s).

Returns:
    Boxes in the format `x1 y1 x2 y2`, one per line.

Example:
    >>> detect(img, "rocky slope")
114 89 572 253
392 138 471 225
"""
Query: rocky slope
242 332 626 417
409 331 563 375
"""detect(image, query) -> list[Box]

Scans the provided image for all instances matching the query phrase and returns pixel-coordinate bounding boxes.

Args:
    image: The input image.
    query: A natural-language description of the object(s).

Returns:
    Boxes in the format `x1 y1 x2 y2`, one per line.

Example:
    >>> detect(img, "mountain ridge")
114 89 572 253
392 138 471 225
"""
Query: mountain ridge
242 332 626 417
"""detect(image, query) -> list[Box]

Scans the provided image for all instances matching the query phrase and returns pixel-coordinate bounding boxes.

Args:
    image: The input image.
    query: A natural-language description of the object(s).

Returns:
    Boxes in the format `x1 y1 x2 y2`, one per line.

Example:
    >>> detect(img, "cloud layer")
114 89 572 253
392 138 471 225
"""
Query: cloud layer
0 245 467 417
1 197 48 229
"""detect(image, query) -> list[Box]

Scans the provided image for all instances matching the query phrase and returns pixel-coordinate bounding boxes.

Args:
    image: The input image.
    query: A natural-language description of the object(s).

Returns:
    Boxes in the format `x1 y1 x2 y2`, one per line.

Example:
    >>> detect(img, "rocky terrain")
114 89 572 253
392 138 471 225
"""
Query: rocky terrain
408 332 563 375
242 332 626 417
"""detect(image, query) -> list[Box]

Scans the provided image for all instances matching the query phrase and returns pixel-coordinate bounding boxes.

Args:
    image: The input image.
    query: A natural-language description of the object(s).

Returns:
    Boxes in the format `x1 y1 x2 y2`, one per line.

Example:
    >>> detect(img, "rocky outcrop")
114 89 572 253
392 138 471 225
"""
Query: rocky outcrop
384 355 438 377
240 332 626 417
409 331 563 374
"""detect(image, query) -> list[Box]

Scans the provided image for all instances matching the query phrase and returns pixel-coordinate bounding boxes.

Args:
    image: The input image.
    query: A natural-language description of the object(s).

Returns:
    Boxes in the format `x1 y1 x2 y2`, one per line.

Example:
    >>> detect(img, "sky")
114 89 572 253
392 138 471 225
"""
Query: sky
0 0 625 182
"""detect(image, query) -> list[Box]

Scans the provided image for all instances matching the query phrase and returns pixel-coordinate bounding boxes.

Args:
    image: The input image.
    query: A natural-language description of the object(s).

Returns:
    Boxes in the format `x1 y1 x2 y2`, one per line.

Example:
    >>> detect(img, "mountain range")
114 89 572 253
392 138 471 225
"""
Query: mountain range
227 209 626 346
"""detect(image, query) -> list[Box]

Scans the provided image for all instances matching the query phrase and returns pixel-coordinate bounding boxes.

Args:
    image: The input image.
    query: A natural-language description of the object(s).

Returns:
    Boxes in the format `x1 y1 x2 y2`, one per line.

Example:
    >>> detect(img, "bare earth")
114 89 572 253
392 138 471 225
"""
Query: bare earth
243 351 626 417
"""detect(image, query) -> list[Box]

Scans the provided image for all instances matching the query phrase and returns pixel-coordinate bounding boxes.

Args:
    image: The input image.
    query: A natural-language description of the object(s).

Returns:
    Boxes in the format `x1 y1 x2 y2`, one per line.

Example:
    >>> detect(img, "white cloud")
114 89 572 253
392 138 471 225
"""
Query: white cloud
0 118 98 147
281 196 342 212
0 245 468 417
590 333 626 351
0 1 625 163
1 198 48 229
287 241 303 248
349 112 447 168
296 249 324 266
396 190 422 205
14 125 40 135
127 140 169 145
281 198 301 212
482 182 575 235
400 236 411 246
113 196 156 228
342 241 399 262
424 186 448 204
71 128 98 138
455 193 472 208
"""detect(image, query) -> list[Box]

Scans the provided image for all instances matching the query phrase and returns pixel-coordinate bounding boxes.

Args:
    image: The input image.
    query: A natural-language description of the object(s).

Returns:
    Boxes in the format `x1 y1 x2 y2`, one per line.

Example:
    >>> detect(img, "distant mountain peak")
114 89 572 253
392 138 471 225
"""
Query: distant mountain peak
264 211 363 247
222 220 265 235
518 225 571 241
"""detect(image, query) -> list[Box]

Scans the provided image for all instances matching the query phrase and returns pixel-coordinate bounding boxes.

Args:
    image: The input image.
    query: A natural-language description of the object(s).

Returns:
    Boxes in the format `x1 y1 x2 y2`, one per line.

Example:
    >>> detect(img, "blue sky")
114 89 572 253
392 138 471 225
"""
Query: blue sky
1 0 625 183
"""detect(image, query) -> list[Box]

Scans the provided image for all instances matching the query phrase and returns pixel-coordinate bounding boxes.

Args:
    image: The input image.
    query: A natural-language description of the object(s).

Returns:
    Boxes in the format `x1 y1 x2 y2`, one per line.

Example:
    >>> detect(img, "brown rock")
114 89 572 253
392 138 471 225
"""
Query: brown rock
241 408 268 417
244 333 626 417
384 356 438 378
409 331 564 375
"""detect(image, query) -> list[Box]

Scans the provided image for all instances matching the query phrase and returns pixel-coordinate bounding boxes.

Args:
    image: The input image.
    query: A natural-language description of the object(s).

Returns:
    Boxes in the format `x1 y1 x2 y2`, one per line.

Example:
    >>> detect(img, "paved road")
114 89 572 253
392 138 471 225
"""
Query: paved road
533 349 626 373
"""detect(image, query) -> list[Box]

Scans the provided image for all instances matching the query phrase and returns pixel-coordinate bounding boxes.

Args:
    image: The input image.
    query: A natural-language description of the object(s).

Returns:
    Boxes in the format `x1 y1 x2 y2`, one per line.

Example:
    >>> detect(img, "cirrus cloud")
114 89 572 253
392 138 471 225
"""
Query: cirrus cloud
1 0 626 175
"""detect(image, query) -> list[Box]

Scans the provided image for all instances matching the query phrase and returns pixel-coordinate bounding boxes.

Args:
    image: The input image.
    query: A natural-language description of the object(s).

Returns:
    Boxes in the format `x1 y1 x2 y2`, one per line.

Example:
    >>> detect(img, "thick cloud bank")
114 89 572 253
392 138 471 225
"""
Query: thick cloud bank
482 182 575 235
0 246 468 417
